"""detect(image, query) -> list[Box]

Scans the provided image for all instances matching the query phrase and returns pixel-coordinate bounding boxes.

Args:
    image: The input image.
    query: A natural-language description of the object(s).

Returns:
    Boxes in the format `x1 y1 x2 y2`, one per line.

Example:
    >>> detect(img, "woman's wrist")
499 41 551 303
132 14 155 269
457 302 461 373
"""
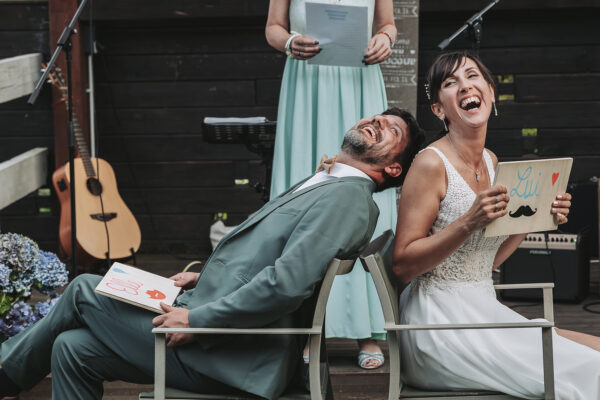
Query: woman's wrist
376 30 394 47
284 31 301 56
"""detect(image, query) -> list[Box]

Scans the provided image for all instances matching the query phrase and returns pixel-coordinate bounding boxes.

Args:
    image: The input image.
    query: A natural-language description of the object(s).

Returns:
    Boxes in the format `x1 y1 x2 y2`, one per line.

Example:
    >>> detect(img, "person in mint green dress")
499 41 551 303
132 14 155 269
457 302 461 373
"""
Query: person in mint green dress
266 0 396 369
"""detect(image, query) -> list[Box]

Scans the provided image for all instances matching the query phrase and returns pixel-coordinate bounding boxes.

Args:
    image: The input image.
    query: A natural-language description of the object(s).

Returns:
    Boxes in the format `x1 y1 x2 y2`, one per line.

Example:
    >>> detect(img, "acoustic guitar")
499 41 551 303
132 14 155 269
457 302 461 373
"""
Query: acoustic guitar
48 66 141 263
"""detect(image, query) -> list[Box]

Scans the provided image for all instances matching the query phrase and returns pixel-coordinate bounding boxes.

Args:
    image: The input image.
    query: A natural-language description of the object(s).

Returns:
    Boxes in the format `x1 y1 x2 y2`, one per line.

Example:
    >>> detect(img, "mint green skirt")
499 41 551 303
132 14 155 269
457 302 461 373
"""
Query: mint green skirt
271 58 394 340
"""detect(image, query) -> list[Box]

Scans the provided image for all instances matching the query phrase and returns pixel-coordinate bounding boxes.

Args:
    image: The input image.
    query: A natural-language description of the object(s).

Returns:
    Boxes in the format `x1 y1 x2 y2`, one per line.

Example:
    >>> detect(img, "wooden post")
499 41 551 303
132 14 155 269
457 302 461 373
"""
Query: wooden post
381 0 420 116
48 0 90 169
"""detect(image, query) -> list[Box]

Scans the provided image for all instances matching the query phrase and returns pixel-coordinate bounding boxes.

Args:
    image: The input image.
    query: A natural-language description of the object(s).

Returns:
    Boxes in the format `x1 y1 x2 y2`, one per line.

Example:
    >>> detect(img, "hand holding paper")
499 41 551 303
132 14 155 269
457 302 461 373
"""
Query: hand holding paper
364 33 392 65
551 192 572 225
288 35 321 60
462 184 510 232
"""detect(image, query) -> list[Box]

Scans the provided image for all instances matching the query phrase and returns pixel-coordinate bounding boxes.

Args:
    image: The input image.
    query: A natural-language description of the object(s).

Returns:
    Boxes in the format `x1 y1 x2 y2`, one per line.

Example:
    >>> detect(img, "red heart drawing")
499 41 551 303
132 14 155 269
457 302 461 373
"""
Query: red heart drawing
552 172 559 186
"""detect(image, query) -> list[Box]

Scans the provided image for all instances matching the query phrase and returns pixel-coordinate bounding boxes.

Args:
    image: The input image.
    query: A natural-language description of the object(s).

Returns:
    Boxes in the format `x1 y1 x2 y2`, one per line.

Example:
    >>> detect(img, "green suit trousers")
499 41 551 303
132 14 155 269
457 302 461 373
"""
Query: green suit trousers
0 274 239 400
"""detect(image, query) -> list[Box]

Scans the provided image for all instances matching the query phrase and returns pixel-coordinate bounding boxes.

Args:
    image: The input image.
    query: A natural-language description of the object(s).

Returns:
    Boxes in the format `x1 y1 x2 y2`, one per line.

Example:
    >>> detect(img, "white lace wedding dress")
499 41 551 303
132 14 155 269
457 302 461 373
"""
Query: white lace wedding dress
399 146 600 399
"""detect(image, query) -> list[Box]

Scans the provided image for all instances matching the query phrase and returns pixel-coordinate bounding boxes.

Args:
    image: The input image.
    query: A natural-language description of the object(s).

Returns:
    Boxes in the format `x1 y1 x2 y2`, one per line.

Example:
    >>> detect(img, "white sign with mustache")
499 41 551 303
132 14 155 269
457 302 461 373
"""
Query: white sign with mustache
485 157 572 237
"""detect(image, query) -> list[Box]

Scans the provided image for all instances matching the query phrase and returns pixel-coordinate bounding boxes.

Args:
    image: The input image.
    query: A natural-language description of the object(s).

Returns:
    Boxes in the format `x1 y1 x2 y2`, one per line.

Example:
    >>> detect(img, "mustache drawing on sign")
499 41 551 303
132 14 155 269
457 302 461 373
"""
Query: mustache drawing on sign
509 205 537 218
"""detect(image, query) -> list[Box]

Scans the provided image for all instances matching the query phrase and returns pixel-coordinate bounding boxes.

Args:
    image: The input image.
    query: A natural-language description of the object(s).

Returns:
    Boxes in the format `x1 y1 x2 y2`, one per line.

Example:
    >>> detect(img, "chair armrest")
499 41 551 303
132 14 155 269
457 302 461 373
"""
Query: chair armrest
152 327 321 335
182 260 204 273
385 320 554 331
494 282 555 323
152 327 324 400
493 283 554 290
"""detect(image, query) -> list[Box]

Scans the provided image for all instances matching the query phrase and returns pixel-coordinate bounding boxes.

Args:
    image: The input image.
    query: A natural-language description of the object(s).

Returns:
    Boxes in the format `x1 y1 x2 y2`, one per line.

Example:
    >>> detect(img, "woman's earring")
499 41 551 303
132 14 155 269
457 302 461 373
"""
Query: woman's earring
493 102 498 117
441 118 448 132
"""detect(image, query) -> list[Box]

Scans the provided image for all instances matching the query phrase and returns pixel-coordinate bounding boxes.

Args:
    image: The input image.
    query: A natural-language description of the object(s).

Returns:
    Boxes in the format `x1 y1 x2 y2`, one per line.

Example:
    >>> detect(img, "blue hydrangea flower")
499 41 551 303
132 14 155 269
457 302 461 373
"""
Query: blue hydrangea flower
0 263 10 288
34 294 61 318
0 233 68 338
0 233 39 274
0 301 39 337
35 251 69 294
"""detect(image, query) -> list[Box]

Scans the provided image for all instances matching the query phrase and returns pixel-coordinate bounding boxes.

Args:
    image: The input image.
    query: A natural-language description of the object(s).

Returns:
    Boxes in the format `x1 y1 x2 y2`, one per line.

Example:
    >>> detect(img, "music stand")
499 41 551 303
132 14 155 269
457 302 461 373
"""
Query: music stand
203 120 277 202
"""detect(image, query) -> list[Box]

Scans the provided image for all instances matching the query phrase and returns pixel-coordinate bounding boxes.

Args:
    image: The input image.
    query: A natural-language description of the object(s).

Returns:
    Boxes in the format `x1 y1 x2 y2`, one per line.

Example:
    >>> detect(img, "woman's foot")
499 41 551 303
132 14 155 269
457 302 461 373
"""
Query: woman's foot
357 339 385 369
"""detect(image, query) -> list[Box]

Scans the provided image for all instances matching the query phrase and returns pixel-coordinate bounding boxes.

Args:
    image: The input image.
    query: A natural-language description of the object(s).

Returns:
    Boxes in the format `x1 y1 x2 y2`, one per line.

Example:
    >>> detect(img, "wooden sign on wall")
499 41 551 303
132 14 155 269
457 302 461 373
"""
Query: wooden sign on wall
381 0 419 116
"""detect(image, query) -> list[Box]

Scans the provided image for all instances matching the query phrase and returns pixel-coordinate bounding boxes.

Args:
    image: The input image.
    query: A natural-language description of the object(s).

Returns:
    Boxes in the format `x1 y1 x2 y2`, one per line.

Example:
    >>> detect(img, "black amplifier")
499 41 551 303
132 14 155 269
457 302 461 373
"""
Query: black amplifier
500 233 590 302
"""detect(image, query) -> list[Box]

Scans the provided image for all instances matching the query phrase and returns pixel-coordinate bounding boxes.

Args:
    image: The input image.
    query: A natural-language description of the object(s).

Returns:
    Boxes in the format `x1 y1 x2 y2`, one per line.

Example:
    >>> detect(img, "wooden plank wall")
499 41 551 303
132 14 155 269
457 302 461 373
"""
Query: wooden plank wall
418 2 600 180
89 3 275 255
0 2 55 250
1 0 598 258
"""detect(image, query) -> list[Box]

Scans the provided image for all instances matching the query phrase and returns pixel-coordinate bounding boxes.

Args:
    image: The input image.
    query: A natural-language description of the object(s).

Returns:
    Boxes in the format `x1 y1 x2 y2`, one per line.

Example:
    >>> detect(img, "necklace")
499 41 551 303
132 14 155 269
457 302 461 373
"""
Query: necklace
446 133 482 182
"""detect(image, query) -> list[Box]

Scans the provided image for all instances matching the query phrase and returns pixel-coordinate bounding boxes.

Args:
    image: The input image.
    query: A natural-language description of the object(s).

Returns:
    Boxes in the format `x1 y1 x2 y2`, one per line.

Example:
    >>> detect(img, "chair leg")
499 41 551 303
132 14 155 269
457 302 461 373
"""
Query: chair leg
154 334 166 400
542 327 555 400
309 334 324 400
387 331 401 400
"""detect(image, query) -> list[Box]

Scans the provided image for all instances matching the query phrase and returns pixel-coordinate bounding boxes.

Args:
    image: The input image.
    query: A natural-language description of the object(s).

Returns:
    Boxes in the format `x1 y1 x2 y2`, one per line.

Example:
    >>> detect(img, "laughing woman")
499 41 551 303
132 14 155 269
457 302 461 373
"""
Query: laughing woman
393 50 600 399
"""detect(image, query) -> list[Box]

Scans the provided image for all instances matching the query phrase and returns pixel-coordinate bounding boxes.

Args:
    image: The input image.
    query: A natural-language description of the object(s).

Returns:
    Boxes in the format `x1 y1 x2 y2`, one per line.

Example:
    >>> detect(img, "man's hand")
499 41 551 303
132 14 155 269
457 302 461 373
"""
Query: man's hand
152 303 194 347
169 271 200 290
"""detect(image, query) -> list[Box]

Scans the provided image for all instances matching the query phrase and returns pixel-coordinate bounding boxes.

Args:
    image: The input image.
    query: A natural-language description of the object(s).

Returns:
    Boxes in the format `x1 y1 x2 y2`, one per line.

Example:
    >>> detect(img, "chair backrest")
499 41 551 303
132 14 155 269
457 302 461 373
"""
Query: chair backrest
311 257 355 330
359 230 399 325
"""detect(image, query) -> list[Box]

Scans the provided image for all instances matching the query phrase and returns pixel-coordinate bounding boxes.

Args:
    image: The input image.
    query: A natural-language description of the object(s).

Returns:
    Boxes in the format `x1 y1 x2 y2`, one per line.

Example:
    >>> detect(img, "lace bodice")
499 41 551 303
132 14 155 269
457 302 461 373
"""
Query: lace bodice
413 147 507 293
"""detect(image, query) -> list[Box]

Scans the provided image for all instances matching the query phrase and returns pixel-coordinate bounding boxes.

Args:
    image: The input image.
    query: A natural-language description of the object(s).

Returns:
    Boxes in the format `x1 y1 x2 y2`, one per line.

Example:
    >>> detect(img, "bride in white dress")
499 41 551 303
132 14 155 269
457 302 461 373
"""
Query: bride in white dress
393 51 600 399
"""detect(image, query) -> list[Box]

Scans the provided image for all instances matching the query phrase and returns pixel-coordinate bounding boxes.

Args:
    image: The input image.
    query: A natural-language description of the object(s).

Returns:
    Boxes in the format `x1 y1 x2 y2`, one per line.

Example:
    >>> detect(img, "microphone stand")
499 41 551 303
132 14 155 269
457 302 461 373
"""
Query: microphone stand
28 0 90 276
437 0 500 54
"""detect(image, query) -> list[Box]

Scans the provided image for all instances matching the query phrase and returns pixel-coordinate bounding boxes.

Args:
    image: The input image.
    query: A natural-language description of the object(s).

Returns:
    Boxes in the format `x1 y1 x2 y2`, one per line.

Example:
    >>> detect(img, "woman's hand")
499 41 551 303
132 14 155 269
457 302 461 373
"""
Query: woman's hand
551 192 572 225
169 272 200 290
289 35 321 60
462 185 510 232
363 33 392 65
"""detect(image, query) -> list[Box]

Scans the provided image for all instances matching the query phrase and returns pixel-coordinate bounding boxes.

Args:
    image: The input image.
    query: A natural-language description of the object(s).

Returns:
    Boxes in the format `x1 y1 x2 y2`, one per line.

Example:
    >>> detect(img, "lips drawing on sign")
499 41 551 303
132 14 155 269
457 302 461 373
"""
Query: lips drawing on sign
552 172 559 186
146 290 166 300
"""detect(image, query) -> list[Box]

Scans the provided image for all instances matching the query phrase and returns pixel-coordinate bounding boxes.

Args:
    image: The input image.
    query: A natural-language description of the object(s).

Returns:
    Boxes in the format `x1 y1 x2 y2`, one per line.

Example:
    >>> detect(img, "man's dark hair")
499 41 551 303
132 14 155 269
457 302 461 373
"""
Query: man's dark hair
378 107 426 190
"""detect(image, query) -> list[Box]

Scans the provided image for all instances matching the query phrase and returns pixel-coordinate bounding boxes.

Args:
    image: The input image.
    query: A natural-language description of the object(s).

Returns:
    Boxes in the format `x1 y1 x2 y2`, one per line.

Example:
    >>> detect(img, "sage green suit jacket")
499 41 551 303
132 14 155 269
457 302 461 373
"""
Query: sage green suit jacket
175 176 379 399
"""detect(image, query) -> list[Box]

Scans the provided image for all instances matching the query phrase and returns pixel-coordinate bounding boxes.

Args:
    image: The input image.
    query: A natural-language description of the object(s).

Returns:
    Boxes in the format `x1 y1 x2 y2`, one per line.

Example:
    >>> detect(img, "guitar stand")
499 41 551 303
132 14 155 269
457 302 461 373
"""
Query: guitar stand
130 247 137 266
104 247 137 270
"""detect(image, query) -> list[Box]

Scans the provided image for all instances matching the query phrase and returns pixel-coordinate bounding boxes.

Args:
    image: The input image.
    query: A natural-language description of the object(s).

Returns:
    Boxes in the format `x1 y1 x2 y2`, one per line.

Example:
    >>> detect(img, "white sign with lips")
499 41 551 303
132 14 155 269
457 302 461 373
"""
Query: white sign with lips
95 262 182 313
485 158 573 237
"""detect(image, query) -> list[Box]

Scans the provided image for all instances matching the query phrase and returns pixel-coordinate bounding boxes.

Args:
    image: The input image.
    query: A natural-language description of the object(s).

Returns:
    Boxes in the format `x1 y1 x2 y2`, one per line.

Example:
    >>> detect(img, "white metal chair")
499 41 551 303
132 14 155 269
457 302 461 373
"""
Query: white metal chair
140 257 356 400
360 230 556 400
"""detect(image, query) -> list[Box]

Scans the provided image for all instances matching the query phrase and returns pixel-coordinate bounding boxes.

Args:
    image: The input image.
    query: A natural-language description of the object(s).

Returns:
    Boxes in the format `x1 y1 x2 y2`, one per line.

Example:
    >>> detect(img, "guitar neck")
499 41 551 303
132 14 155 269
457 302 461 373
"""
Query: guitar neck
50 66 97 179
72 115 96 178
61 94 96 178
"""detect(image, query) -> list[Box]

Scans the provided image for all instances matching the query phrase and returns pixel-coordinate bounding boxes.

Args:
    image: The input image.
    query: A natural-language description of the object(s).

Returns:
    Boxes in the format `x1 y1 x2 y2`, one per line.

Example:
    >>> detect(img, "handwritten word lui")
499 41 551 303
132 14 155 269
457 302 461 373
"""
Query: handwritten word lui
509 166 541 199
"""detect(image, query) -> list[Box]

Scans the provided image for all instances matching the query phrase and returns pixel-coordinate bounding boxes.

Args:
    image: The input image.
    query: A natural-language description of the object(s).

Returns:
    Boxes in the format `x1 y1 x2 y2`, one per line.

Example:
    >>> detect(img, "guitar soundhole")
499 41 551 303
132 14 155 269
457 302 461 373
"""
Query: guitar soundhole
87 178 103 196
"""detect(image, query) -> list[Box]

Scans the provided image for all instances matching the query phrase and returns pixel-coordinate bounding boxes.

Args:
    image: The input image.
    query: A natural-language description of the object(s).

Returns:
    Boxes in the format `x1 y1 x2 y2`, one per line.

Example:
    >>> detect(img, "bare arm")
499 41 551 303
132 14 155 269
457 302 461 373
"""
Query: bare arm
265 0 292 52
393 150 509 283
265 0 320 59
364 0 397 64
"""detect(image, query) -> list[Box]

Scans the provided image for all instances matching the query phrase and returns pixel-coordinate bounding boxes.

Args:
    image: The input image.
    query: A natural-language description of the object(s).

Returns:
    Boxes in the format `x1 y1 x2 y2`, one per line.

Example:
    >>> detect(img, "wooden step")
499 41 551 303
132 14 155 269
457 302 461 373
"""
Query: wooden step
16 340 387 400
